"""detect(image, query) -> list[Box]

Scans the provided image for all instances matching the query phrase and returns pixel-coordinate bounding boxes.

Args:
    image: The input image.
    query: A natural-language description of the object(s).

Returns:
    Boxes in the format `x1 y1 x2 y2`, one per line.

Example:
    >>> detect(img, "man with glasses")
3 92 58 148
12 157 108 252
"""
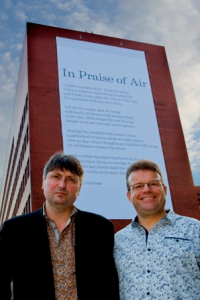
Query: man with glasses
114 159 200 300
0 152 119 300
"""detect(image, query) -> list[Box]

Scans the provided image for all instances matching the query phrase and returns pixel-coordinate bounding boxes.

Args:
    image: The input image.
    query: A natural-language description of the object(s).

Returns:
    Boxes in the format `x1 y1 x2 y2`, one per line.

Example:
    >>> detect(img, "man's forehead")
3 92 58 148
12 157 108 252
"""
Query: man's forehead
129 169 160 181
48 168 76 176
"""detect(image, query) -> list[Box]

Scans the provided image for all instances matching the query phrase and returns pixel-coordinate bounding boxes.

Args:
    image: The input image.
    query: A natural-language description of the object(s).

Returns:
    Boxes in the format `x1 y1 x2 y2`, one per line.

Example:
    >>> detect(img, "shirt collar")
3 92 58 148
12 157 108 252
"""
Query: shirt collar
43 203 77 223
132 208 174 227
164 209 177 224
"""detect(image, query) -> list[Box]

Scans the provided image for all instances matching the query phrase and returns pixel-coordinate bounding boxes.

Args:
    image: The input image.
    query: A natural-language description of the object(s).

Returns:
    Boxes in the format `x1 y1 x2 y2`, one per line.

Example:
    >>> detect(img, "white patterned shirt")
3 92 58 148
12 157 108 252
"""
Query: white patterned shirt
114 210 200 300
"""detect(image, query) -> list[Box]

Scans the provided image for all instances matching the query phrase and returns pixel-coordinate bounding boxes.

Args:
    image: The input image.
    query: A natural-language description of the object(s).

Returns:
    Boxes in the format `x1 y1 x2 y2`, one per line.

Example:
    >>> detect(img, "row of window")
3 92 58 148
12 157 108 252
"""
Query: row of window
0 140 14 210
0 97 29 224
12 160 30 218
5 130 29 221
22 195 32 215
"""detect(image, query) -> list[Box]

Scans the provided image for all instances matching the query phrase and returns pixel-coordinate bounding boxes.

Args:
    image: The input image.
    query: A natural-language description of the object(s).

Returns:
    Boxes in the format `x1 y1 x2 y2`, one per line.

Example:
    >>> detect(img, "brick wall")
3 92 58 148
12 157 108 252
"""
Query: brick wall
26 23 200 231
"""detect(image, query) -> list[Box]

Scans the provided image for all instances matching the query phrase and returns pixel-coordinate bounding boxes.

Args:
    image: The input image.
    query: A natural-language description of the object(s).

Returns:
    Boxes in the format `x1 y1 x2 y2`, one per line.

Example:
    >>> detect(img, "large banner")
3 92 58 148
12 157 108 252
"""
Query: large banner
56 37 172 218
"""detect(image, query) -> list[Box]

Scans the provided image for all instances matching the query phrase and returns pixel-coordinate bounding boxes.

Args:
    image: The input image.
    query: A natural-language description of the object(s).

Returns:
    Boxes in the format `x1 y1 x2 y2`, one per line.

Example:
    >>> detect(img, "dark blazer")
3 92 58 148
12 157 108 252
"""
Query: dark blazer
0 207 119 300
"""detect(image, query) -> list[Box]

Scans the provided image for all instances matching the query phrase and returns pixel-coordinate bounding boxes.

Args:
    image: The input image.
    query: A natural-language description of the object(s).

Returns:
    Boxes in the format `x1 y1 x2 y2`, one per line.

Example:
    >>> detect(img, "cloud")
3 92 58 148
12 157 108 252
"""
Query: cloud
14 9 27 21
0 12 8 20
110 0 200 176
57 2 72 11
189 0 200 13
0 51 19 117
0 0 200 187
10 42 24 51
60 0 116 34
0 107 5 123
16 43 23 50
41 11 57 21
3 52 12 62
4 0 13 9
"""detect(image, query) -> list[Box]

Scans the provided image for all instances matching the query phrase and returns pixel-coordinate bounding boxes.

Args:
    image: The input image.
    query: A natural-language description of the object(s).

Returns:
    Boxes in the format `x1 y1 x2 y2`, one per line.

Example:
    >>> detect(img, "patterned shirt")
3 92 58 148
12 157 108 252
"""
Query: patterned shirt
44 205 77 300
114 210 200 300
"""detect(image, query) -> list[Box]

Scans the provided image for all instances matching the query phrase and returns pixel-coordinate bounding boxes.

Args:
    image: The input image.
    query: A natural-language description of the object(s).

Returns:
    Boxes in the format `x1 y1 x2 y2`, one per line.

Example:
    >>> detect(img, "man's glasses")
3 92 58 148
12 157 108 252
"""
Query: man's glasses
128 179 163 192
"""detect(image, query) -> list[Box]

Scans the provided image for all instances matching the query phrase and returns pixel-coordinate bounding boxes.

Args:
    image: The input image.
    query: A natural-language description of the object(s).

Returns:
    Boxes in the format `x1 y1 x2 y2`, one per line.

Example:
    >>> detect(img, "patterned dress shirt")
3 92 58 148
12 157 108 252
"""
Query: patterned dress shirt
114 210 200 300
43 205 78 300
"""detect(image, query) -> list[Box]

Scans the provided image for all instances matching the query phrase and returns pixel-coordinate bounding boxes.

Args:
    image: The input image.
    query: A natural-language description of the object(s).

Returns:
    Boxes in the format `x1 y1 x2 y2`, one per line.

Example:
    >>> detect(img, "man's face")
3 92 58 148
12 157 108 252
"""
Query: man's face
127 169 167 218
42 168 81 210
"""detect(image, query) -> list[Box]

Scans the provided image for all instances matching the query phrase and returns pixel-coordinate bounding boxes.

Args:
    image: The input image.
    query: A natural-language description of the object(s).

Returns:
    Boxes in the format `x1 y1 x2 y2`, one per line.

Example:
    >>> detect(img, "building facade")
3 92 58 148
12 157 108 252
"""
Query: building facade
0 22 200 229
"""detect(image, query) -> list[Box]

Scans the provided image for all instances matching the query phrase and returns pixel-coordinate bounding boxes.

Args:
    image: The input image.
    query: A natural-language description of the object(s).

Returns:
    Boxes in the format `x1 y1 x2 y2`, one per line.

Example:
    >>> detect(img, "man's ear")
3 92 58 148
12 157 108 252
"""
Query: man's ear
164 185 167 195
42 177 45 190
78 184 82 195
127 191 132 203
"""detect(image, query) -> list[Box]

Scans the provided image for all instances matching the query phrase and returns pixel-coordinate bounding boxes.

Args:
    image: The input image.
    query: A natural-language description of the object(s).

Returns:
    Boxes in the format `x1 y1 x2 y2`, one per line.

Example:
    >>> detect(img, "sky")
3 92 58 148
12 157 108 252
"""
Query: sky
0 0 200 190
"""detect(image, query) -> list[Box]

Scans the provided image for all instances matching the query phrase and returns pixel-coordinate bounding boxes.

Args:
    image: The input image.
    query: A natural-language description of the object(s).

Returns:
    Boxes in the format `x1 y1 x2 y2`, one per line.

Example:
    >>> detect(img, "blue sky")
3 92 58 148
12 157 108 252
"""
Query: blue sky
0 0 200 189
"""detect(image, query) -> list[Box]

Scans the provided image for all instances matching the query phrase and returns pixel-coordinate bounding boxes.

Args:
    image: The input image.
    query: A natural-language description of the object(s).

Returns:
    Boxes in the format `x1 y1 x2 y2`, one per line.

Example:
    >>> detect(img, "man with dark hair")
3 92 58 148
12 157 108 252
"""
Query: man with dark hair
0 152 119 300
114 159 200 300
